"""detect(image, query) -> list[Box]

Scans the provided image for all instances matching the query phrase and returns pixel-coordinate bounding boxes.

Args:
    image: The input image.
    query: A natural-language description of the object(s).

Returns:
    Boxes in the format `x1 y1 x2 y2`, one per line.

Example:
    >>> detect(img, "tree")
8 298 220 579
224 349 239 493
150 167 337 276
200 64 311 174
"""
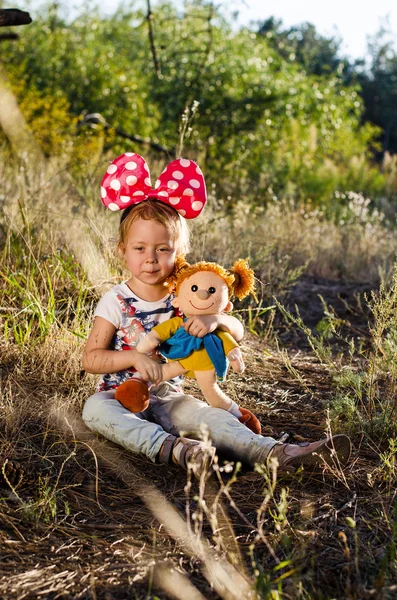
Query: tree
257 18 345 76
359 26 397 155
0 1 383 205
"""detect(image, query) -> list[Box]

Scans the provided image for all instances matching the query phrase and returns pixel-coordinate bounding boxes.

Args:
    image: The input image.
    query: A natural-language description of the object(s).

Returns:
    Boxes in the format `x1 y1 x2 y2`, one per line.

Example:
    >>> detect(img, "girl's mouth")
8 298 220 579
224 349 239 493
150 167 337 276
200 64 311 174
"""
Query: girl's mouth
189 300 214 310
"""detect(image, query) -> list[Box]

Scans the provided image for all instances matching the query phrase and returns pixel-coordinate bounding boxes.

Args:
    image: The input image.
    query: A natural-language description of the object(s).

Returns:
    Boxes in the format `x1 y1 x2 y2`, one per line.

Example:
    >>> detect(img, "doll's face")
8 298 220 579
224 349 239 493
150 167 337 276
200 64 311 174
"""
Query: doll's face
172 271 232 316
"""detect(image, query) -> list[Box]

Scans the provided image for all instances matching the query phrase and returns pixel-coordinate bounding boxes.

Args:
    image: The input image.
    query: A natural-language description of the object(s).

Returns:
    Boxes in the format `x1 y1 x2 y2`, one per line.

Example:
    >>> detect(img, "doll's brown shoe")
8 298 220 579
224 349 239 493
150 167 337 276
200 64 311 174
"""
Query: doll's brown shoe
115 379 150 412
159 435 216 478
268 434 351 474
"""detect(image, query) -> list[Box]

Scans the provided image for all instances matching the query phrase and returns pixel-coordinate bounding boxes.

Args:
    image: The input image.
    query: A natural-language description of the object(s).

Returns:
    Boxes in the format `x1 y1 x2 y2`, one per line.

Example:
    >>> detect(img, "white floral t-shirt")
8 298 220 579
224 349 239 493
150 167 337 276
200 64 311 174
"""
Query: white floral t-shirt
93 282 178 392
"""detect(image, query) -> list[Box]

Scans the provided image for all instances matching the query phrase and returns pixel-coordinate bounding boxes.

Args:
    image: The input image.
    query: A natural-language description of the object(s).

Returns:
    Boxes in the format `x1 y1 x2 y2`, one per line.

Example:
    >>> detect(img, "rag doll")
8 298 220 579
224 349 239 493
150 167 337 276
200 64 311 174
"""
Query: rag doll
115 256 261 434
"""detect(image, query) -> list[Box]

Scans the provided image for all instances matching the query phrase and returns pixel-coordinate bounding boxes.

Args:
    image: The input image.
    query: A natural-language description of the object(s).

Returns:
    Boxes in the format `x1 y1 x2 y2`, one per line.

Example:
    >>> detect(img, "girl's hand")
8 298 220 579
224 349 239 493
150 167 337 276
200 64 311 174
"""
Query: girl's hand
182 315 219 338
133 353 164 385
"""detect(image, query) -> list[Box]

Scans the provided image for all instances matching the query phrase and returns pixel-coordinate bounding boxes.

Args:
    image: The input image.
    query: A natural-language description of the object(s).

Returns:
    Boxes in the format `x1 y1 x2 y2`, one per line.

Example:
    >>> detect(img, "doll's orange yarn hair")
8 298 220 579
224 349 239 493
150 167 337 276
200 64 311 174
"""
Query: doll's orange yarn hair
167 255 256 301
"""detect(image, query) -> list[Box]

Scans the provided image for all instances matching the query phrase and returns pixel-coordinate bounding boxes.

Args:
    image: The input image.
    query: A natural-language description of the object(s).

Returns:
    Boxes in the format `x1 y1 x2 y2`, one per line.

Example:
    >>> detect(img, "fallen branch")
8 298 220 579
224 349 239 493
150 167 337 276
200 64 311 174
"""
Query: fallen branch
0 9 32 27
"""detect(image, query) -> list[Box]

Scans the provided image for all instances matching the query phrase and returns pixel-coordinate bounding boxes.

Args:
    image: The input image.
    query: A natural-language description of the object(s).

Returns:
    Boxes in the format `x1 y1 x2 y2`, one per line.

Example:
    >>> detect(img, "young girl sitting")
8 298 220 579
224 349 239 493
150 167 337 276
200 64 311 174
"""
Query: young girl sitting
82 153 351 475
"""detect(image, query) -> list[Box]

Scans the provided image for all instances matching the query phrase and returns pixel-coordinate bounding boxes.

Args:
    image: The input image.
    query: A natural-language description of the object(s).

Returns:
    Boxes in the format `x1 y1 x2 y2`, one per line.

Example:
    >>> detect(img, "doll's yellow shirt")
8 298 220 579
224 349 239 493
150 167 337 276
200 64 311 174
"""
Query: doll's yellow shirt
153 317 238 379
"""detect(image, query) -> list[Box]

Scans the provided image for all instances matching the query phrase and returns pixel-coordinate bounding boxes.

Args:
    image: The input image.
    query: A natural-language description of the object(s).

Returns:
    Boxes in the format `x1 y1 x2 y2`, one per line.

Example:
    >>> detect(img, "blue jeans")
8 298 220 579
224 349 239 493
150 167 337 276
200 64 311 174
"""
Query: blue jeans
82 382 277 466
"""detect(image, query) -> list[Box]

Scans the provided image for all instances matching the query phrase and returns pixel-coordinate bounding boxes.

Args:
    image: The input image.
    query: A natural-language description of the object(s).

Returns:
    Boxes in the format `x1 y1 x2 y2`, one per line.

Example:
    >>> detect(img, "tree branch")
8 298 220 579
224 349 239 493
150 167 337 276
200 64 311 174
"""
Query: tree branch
0 33 19 41
146 0 161 78
78 113 175 157
0 9 32 28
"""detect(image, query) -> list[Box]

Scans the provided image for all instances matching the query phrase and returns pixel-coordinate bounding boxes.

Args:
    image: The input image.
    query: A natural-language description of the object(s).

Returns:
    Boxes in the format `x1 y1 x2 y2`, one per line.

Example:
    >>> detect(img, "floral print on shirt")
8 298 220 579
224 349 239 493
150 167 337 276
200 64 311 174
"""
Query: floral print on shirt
96 292 178 392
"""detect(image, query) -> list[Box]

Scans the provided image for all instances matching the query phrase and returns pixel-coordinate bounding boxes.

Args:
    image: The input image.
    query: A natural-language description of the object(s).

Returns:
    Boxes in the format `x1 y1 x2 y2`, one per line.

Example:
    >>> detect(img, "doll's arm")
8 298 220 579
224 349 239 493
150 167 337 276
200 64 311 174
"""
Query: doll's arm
136 330 161 354
136 317 183 354
218 331 245 373
183 313 244 341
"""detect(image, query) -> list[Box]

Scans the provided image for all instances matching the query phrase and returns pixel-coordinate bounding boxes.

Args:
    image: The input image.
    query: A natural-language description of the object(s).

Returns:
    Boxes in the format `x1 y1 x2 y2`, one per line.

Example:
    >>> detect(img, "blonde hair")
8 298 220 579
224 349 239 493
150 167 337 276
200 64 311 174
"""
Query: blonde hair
167 255 256 301
118 200 190 254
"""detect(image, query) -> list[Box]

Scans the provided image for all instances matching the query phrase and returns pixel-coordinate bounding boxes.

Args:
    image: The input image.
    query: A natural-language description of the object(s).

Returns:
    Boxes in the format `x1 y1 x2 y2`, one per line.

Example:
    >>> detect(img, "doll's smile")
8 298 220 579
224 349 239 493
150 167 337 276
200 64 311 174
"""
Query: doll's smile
189 300 215 310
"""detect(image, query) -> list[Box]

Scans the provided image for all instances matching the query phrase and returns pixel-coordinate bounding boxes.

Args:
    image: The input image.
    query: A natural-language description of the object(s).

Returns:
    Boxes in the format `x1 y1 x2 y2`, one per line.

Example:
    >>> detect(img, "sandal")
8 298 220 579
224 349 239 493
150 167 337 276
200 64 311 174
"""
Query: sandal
268 434 352 473
158 435 216 478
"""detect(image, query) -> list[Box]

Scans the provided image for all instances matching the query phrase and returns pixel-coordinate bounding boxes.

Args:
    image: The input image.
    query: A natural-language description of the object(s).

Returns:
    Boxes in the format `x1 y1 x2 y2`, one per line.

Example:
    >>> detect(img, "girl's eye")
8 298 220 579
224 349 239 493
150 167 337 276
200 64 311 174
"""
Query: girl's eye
134 247 144 251
191 285 198 292
208 287 216 294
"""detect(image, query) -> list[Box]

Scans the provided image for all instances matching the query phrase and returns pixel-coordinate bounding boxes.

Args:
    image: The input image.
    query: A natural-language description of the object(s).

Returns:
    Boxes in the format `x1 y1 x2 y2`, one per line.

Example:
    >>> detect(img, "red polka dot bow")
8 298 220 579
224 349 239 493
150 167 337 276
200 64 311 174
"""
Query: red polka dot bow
100 153 207 219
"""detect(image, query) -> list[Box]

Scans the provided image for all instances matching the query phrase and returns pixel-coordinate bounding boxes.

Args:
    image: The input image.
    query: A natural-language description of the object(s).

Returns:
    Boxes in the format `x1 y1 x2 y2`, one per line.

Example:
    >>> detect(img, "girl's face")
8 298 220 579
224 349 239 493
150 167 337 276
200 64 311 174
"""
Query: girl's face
120 218 176 297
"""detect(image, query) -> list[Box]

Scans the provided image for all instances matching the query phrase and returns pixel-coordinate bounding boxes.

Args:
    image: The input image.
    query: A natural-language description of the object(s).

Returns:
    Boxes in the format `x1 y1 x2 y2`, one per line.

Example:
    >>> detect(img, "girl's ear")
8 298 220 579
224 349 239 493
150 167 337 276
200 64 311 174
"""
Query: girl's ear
224 300 233 313
118 242 126 259
171 297 180 308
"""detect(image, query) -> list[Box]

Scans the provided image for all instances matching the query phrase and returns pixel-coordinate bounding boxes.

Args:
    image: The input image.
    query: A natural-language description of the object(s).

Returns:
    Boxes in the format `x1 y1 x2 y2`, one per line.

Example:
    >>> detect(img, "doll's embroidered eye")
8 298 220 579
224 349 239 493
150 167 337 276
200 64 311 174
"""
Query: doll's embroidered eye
208 287 216 294
191 285 198 292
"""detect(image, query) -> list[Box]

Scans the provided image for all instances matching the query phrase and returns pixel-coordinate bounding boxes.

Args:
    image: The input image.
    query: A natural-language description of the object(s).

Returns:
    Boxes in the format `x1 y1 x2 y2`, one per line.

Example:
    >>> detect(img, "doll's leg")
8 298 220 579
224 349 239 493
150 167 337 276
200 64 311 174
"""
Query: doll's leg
115 378 150 412
194 369 233 410
161 361 187 380
82 390 170 462
227 347 245 373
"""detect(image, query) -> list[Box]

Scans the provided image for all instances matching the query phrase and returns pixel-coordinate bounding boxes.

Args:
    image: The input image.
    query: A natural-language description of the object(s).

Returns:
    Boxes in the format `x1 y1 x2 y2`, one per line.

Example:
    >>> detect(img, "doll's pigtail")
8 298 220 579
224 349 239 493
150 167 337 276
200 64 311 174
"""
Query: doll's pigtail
230 259 257 301
165 254 190 293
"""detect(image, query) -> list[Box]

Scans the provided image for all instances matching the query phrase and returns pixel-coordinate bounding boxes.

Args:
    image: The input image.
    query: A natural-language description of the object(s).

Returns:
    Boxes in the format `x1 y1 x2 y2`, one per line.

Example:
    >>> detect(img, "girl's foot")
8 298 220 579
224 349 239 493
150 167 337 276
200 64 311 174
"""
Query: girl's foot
268 434 351 473
158 435 216 477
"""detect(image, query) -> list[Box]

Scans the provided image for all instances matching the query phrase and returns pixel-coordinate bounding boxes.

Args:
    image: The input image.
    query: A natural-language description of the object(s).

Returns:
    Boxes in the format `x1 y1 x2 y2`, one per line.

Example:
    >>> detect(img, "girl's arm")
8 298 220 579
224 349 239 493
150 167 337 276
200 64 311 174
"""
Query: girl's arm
182 314 244 341
82 317 164 383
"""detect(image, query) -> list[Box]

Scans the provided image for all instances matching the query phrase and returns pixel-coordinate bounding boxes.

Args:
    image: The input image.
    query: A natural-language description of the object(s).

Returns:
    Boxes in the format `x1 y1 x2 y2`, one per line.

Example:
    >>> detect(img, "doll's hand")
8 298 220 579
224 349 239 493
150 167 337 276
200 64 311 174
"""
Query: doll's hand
182 315 218 338
136 331 160 354
227 348 245 373
132 352 164 385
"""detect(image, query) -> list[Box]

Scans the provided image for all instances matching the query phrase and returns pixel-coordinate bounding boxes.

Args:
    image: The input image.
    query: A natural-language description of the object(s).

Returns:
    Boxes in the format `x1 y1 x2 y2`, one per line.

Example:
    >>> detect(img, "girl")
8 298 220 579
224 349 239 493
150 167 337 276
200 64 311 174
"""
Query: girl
82 153 351 475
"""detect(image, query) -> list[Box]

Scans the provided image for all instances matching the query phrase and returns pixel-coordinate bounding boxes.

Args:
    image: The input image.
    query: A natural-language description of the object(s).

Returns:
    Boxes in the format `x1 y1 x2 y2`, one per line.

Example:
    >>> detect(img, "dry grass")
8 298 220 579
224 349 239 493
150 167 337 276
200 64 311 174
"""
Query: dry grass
1 329 397 599
189 195 397 284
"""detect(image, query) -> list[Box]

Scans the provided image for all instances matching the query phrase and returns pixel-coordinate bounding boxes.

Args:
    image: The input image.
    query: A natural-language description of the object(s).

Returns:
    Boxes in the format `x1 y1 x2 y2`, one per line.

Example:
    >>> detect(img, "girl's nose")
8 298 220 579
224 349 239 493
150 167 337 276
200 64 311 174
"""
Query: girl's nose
197 289 210 300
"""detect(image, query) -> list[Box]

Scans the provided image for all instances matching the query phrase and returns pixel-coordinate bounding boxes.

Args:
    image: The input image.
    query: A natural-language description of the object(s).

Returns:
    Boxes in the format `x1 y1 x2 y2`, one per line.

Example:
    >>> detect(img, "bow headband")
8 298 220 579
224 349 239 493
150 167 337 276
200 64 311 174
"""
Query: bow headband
100 153 207 219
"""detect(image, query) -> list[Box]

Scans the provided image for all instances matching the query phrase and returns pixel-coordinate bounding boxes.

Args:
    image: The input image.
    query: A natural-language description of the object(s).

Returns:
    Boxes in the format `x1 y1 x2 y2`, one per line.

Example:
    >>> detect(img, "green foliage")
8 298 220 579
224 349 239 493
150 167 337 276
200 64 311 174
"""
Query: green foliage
0 0 390 207
20 475 71 524
0 206 94 345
